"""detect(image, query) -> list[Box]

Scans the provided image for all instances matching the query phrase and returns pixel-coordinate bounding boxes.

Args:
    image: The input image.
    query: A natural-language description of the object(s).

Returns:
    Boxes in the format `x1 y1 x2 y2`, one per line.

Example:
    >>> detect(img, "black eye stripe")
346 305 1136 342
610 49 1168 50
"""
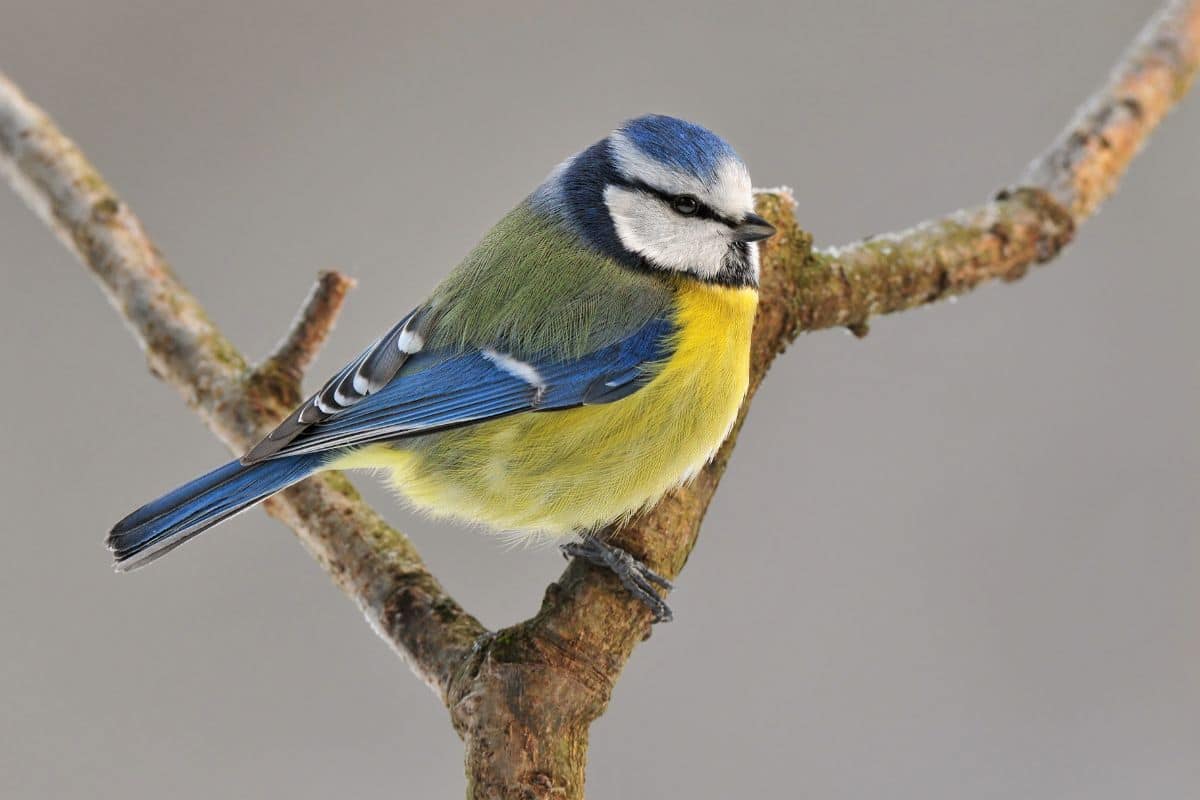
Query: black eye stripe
611 178 738 227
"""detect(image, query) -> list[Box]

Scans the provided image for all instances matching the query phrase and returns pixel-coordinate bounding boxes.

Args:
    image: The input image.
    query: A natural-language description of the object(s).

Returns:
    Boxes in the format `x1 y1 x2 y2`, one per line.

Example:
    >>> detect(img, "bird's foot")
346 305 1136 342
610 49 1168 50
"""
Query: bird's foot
561 534 674 623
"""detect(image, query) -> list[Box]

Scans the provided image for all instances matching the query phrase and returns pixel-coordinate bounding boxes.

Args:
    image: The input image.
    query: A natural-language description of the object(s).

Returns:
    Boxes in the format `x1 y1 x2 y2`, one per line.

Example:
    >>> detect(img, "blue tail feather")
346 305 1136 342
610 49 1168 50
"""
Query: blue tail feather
107 452 325 571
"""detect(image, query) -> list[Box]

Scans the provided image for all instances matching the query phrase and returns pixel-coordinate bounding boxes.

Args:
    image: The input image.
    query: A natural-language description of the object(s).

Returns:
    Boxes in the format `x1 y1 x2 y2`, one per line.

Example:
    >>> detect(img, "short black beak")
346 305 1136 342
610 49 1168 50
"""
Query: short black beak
734 212 776 242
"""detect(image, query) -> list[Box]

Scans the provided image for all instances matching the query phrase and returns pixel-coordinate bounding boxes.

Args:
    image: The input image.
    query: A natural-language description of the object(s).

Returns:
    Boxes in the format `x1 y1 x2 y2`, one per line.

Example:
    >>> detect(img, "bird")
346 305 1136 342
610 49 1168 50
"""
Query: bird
107 114 775 622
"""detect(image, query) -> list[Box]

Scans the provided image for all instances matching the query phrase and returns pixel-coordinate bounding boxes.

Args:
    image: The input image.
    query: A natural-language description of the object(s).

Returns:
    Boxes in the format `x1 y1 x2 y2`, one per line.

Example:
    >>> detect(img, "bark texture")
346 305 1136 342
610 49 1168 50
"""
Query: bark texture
0 2 1196 796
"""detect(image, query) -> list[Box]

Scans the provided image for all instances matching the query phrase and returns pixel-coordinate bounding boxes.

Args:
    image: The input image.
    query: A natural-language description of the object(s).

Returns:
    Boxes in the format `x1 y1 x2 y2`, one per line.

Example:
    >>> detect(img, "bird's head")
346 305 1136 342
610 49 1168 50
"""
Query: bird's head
531 114 774 287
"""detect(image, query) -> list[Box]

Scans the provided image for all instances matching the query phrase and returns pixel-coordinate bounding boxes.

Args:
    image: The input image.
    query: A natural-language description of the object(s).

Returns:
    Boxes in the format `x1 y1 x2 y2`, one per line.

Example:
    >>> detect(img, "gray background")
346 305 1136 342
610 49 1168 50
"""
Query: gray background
1 1 1196 797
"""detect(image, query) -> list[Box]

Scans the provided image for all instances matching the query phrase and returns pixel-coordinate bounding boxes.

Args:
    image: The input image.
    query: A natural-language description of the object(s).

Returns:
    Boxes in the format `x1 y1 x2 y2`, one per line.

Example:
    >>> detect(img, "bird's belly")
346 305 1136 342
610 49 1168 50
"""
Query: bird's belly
334 284 757 536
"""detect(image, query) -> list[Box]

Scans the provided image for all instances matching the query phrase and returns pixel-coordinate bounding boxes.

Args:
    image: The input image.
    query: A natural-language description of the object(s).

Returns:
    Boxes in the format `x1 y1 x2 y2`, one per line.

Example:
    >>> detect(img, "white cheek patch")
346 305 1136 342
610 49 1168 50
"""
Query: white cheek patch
604 185 731 278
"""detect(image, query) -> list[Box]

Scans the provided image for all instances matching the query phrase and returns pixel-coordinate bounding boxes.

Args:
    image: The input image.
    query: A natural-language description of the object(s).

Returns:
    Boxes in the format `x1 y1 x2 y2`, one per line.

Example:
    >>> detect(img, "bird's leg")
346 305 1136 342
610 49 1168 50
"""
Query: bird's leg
561 529 674 623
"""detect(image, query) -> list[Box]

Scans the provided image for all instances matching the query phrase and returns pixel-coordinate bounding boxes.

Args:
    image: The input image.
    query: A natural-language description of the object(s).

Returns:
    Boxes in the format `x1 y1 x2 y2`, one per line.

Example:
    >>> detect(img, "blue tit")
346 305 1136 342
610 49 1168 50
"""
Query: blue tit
108 114 775 621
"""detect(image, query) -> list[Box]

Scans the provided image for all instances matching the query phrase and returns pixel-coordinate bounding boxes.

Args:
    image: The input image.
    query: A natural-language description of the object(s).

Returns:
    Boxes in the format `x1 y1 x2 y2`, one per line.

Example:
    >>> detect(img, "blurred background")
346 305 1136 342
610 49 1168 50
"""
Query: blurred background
1 1 1197 797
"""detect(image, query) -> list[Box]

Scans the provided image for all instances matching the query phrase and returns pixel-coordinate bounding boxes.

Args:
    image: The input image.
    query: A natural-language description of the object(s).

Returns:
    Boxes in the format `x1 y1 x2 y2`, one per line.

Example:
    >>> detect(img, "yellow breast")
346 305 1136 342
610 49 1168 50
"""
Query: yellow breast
332 281 758 537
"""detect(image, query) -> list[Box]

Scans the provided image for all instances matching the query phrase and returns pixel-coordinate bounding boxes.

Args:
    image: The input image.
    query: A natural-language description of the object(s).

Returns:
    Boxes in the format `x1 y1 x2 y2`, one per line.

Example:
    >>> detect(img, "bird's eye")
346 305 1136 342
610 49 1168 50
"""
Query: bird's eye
671 195 700 216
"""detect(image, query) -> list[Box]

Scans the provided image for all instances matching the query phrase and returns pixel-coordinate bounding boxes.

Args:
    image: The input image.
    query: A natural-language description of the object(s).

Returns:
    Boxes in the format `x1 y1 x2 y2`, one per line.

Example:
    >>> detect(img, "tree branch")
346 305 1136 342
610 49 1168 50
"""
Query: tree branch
447 2 1200 796
800 0 1199 338
257 269 357 397
1023 0 1200 219
1 1 1195 797
0 71 486 700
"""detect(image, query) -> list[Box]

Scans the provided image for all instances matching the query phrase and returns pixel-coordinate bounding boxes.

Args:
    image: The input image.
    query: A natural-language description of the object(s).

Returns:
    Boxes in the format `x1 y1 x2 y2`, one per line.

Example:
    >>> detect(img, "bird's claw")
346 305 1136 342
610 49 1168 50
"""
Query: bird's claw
561 536 674 623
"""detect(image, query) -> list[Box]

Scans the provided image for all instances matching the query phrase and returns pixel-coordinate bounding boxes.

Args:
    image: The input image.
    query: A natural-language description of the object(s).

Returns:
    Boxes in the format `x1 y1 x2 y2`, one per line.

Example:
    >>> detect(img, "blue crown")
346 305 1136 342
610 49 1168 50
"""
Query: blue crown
617 114 739 183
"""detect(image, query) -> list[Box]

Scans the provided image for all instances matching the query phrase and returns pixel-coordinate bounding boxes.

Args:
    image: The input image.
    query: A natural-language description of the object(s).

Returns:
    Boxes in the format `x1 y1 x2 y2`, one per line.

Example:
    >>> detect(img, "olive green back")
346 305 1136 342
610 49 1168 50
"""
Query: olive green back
424 202 674 360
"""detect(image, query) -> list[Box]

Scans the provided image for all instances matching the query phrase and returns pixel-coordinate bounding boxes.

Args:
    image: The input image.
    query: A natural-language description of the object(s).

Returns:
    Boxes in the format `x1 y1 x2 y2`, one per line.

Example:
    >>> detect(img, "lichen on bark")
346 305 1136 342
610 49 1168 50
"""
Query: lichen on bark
0 2 1196 796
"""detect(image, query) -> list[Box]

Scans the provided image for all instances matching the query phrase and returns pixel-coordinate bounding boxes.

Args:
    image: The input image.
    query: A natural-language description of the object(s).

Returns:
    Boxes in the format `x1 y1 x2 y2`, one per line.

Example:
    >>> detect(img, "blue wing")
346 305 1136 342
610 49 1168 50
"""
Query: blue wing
249 315 676 460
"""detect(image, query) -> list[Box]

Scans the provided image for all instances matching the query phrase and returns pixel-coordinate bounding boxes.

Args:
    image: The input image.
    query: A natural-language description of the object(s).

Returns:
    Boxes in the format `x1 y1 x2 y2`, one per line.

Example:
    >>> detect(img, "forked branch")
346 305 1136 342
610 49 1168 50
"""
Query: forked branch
1 2 1195 797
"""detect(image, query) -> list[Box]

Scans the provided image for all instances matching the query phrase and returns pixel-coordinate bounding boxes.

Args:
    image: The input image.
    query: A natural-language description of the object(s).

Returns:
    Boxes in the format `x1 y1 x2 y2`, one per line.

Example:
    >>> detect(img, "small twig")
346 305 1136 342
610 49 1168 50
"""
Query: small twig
1022 0 1200 220
264 270 356 376
255 269 357 398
